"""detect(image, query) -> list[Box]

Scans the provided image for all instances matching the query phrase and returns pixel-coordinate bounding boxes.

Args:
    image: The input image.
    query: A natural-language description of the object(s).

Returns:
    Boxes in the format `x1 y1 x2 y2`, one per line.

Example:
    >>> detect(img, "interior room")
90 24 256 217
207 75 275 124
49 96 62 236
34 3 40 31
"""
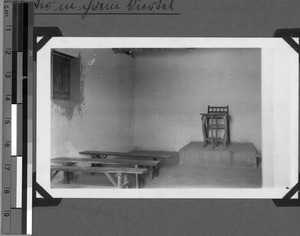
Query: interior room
50 47 262 189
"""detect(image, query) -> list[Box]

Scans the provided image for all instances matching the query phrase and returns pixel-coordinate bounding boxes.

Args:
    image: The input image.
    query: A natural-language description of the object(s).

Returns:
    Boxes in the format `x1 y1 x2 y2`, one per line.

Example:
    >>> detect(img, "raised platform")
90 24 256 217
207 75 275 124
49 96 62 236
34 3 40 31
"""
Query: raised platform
179 142 258 168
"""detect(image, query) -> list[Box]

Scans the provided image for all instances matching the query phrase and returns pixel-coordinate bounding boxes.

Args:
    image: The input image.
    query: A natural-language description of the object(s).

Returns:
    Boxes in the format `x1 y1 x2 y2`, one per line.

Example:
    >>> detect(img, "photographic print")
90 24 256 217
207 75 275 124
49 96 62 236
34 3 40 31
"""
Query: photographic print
36 37 298 198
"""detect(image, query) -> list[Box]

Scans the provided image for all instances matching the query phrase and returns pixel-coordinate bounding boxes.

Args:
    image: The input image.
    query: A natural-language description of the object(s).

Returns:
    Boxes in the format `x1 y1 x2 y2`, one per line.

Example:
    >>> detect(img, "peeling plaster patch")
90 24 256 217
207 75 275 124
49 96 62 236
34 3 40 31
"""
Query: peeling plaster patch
52 102 65 116
52 100 80 121
52 92 82 120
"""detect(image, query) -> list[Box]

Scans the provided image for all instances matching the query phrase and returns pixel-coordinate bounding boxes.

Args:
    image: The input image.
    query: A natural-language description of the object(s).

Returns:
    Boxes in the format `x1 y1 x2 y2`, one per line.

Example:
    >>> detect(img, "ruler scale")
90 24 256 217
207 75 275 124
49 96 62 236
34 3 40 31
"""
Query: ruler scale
2 2 13 234
2 1 32 234
11 2 24 233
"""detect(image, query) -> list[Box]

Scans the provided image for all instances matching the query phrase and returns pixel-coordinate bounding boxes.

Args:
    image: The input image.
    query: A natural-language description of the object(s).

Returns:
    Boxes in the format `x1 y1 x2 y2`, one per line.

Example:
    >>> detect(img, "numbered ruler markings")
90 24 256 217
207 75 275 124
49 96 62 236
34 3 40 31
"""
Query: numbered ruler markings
14 2 26 235
2 1 13 234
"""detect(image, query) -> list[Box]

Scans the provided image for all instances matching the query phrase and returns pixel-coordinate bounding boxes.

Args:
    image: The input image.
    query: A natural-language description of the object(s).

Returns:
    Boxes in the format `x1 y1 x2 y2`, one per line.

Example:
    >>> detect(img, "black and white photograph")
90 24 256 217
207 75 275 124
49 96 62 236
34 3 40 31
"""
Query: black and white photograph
36 37 298 198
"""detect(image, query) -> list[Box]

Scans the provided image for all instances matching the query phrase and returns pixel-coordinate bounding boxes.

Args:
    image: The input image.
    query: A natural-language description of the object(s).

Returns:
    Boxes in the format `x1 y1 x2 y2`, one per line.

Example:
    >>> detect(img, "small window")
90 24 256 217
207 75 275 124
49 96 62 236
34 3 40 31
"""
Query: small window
51 50 80 101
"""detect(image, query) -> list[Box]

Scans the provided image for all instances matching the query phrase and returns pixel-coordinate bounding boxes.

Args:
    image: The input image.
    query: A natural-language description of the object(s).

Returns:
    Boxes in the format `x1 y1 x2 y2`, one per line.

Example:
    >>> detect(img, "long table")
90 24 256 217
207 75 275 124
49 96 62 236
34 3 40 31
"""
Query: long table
79 151 172 160
52 157 160 166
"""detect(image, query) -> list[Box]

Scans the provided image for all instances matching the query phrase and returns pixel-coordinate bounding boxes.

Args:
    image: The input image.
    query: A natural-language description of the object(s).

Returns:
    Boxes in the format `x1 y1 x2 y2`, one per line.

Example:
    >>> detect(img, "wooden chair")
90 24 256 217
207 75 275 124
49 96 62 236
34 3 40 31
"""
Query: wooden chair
200 105 230 148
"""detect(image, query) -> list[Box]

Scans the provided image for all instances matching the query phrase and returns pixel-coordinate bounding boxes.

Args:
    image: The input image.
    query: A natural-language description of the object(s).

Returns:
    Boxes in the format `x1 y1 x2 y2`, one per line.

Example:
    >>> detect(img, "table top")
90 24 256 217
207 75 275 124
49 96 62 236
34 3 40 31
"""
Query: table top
51 157 160 166
79 151 172 159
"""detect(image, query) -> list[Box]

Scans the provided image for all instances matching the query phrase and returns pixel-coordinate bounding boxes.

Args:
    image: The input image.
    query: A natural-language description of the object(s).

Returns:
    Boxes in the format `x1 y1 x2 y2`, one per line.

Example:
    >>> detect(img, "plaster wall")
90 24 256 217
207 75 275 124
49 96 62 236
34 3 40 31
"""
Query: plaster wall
51 49 135 158
133 49 261 153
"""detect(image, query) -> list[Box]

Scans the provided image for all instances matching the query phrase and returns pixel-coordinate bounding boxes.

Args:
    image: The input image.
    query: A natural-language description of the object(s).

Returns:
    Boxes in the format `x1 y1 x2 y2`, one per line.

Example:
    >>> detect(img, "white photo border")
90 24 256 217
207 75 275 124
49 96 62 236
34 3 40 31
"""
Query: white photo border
37 37 298 198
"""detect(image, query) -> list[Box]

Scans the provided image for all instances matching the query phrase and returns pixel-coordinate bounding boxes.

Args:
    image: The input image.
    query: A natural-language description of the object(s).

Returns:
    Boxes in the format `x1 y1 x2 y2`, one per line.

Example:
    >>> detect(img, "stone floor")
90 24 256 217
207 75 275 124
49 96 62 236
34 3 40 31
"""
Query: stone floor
145 164 261 188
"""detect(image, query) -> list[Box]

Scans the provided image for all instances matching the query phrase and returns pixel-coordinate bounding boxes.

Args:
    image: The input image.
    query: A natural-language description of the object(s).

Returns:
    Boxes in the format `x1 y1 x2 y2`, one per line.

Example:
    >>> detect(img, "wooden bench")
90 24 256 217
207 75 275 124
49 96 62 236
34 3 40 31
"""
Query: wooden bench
52 157 161 182
51 165 148 189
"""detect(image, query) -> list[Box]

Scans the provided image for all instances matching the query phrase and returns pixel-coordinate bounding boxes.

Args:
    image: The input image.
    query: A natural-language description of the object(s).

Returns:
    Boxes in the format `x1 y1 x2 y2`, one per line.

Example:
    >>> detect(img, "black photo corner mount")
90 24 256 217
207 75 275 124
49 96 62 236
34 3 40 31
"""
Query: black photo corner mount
33 27 62 207
33 26 63 61
33 173 62 207
273 28 300 207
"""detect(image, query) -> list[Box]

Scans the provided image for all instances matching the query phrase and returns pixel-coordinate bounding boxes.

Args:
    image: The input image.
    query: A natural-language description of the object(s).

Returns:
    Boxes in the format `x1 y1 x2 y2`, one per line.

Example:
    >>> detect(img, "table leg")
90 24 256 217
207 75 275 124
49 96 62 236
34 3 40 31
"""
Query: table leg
154 166 159 177
91 154 103 175
153 158 159 177
149 167 154 180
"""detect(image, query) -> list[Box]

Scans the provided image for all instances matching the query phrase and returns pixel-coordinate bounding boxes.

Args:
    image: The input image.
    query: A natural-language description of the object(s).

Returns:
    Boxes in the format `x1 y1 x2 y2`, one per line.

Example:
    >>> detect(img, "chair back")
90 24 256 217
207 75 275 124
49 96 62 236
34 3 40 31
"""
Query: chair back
207 105 229 114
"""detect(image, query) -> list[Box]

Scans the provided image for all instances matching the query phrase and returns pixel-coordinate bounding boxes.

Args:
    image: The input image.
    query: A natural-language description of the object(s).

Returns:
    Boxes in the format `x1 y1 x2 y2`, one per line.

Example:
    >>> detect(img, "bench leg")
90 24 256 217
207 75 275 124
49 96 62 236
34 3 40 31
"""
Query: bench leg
122 174 129 188
117 173 123 188
105 173 118 188
51 171 59 180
